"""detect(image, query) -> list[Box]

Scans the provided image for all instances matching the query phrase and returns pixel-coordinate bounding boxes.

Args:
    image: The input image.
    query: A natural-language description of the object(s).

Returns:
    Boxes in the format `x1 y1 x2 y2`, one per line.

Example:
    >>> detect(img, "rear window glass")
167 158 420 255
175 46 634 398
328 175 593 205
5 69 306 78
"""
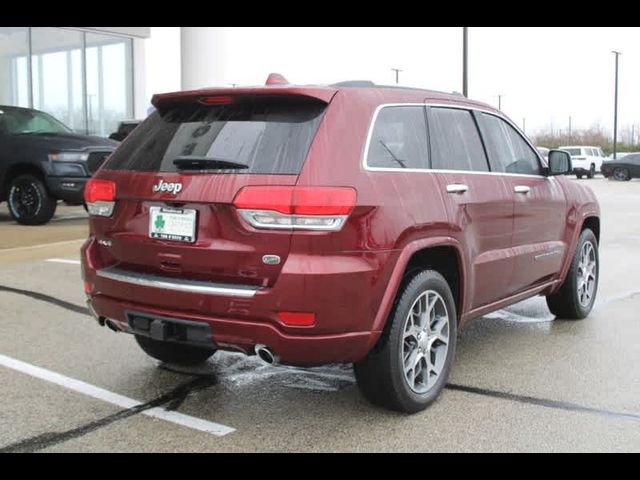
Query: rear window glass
430 108 489 172
366 106 429 169
104 97 327 174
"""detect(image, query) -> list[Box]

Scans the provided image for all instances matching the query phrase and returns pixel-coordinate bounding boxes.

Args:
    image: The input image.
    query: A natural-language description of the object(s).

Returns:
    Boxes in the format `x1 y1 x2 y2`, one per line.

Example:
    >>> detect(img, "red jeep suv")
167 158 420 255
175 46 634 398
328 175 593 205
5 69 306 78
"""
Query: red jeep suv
81 77 600 413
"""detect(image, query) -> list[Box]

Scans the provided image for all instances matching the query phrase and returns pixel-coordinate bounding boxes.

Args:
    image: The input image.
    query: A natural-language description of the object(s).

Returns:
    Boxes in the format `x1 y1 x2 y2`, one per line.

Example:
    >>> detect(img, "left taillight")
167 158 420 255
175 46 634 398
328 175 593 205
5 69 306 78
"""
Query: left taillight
84 179 116 217
233 186 357 231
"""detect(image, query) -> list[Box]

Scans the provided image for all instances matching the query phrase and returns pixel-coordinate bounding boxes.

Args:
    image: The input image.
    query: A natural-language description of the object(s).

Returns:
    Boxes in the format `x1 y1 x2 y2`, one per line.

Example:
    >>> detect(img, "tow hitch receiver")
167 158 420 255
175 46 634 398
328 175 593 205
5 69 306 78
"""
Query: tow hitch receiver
126 311 213 347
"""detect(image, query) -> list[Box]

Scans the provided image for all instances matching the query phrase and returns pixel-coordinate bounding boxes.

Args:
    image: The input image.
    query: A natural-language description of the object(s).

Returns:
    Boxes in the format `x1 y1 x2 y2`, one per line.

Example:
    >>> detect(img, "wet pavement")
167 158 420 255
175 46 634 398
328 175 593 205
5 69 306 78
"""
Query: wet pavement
0 182 639 452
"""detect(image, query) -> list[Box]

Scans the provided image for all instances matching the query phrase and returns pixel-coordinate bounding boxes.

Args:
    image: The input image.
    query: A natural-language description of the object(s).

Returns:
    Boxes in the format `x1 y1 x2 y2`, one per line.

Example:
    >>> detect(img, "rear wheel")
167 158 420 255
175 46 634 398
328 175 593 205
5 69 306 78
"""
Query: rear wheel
355 270 457 413
7 174 57 225
613 168 630 181
135 335 216 365
546 229 599 320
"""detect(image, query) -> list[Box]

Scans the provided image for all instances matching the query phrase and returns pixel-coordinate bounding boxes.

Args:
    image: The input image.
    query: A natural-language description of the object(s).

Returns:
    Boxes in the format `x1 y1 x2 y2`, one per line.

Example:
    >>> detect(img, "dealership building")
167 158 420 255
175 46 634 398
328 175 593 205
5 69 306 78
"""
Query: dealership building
0 27 226 138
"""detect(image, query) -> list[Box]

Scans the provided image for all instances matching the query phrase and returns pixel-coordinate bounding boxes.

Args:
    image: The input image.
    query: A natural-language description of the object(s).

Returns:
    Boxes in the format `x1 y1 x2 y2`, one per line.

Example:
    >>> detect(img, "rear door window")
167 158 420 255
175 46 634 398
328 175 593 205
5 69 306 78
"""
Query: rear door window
429 108 489 172
103 97 327 174
477 113 541 175
366 106 430 169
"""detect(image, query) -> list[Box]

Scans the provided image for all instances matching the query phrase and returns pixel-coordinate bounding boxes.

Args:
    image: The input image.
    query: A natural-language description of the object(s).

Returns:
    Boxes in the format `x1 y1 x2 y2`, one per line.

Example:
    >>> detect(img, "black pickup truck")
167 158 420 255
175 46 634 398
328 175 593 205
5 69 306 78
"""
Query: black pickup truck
0 105 117 225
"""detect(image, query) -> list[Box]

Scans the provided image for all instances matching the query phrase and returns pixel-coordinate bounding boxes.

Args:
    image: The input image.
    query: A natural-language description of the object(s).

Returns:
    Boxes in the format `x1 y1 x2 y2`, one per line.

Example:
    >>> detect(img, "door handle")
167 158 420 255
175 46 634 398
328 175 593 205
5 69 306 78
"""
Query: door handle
446 184 469 194
514 186 531 194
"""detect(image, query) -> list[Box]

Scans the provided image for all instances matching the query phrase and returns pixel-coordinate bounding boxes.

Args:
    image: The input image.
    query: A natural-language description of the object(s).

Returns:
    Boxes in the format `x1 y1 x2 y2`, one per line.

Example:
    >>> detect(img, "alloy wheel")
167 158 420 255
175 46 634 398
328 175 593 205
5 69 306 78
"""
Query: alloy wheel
9 179 42 219
614 168 628 181
402 290 450 394
577 241 597 307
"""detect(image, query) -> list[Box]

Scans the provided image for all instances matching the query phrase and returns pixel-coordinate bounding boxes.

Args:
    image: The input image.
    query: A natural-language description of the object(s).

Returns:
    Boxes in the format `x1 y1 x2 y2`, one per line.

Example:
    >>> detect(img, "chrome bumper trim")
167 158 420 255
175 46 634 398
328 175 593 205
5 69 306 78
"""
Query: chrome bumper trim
96 267 260 298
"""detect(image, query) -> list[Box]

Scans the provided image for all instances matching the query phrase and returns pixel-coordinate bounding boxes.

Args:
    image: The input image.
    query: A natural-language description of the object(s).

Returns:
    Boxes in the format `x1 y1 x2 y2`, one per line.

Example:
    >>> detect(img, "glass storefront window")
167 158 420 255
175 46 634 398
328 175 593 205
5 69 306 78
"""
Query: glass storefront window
0 27 30 107
31 27 85 132
0 27 134 137
86 33 133 137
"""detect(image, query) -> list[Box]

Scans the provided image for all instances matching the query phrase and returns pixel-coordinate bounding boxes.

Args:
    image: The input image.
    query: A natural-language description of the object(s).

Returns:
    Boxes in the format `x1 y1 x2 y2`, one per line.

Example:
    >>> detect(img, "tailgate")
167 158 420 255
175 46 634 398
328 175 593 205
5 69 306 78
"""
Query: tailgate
88 93 329 288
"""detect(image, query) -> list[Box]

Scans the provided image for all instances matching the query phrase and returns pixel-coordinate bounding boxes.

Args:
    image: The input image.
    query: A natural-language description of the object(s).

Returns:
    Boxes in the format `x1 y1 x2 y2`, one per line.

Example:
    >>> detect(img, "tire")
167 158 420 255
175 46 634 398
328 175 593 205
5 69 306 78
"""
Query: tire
587 164 595 179
576 174 583 180
546 229 599 320
354 270 457 413
613 168 630 181
135 335 216 365
7 174 57 225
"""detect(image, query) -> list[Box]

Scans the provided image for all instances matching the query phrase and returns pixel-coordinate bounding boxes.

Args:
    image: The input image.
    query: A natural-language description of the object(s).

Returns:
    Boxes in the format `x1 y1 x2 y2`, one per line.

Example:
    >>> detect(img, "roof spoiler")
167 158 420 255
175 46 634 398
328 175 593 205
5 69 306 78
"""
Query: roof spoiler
152 88 337 109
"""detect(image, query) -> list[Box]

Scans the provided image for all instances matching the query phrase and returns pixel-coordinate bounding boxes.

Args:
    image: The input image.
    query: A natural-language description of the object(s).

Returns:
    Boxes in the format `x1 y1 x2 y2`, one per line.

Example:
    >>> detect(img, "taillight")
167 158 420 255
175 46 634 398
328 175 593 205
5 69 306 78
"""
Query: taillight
84 179 116 217
233 186 357 231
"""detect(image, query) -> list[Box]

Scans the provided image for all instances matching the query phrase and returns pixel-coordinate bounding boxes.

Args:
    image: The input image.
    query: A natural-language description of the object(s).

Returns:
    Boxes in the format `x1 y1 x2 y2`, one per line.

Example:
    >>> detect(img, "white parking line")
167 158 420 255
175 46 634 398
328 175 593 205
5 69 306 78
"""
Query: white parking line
51 214 88 222
0 353 235 437
0 239 85 253
46 258 81 265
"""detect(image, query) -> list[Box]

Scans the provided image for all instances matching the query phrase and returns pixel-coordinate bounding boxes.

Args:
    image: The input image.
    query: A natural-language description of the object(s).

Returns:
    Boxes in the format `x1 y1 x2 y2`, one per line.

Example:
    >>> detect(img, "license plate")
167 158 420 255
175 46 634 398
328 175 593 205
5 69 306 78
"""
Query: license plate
149 207 197 243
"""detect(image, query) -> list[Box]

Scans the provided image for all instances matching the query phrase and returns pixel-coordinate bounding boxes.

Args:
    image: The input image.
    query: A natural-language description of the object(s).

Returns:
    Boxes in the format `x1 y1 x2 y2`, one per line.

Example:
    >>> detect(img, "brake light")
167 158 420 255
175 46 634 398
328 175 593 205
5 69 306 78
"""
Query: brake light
233 186 356 231
84 179 116 217
199 95 235 105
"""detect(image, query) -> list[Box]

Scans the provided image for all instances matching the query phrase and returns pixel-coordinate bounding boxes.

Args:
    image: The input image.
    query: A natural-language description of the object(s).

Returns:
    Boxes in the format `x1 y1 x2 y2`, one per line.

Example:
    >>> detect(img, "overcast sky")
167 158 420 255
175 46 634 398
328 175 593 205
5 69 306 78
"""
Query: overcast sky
146 27 640 137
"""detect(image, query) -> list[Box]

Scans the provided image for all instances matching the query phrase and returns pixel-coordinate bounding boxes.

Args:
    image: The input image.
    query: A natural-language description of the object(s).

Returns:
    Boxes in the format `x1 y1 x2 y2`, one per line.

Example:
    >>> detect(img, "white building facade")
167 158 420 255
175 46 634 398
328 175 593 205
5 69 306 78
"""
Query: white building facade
0 27 230 137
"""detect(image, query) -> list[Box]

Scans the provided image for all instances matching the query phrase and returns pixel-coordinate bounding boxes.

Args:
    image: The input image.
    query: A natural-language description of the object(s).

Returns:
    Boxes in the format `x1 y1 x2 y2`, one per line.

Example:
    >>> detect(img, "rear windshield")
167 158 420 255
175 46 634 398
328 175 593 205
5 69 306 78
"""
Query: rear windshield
103 97 327 174
563 148 582 156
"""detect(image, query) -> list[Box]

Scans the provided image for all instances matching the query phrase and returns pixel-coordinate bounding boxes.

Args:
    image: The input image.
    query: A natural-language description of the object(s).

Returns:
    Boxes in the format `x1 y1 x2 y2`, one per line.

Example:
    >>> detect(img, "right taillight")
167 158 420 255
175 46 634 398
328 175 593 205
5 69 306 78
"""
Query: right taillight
233 186 357 231
84 179 116 217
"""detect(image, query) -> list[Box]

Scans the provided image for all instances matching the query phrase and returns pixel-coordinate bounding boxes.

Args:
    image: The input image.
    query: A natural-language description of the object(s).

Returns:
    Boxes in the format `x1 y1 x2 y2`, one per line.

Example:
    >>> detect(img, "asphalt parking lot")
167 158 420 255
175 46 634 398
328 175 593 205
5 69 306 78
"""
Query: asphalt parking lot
1 179 639 453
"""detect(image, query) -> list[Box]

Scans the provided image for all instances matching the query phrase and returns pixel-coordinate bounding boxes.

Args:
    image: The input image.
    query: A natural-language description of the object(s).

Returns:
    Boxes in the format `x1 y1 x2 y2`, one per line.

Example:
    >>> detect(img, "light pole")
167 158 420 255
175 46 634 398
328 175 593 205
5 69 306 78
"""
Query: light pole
612 50 622 160
391 68 403 85
463 27 468 97
495 94 505 111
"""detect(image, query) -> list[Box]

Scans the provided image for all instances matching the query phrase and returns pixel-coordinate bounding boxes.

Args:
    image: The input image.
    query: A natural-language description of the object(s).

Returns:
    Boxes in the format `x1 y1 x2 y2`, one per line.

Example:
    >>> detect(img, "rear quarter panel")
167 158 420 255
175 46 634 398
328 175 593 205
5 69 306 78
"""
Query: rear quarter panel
296 90 452 333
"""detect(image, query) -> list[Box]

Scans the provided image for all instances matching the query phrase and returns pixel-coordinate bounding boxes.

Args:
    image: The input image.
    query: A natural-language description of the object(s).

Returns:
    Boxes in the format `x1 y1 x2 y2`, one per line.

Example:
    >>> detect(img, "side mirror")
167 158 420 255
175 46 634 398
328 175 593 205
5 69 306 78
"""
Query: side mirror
547 150 572 176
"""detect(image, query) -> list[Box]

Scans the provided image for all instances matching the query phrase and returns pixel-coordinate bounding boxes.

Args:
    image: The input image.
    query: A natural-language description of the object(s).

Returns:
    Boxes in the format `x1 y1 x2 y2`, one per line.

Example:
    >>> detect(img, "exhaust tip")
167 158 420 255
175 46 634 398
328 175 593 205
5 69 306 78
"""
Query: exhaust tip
255 344 279 365
105 320 120 333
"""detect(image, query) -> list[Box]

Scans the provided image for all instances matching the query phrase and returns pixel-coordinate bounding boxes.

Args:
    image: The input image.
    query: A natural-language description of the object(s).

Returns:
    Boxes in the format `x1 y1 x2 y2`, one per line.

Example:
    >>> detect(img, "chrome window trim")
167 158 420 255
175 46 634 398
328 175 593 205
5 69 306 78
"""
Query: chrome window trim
97 267 260 298
362 102 549 179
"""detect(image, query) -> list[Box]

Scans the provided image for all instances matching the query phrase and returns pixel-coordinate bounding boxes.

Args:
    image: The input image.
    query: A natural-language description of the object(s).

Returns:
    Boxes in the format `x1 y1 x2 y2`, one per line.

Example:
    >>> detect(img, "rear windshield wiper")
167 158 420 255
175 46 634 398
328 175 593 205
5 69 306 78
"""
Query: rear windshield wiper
379 141 408 169
173 156 249 170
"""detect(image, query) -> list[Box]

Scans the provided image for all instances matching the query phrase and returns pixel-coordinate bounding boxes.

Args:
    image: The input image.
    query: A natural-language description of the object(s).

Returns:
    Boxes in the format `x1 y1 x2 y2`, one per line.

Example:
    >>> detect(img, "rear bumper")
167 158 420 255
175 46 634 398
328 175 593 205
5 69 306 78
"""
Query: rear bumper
88 295 375 365
81 237 393 365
